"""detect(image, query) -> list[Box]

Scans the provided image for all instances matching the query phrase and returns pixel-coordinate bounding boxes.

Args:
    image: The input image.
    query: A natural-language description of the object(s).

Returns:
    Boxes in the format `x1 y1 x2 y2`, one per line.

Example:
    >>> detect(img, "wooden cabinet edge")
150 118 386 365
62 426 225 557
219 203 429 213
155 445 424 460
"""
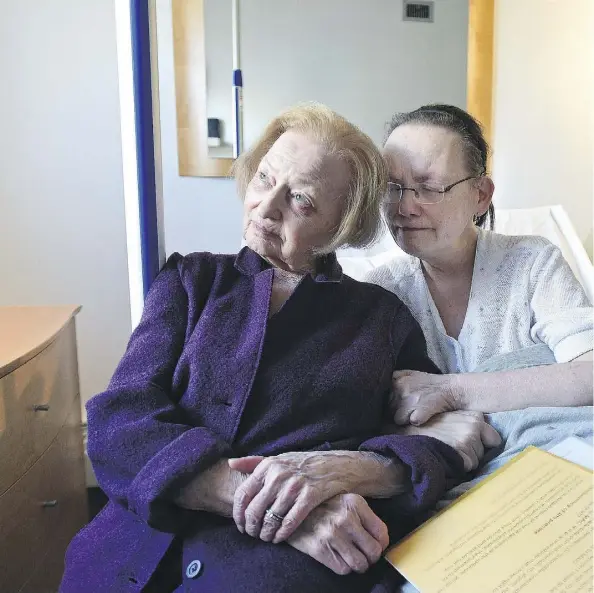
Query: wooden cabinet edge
0 306 81 380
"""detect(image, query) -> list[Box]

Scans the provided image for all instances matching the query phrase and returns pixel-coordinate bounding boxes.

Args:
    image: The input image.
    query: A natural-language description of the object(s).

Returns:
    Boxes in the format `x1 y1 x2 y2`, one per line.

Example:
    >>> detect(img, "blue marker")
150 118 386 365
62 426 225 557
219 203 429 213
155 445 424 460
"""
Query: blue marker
232 68 243 158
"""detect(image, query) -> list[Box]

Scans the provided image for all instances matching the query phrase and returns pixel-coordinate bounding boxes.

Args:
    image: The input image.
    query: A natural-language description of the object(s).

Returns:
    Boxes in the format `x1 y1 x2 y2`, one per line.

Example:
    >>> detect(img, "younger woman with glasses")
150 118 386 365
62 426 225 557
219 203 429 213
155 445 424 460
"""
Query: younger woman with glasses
366 104 593 427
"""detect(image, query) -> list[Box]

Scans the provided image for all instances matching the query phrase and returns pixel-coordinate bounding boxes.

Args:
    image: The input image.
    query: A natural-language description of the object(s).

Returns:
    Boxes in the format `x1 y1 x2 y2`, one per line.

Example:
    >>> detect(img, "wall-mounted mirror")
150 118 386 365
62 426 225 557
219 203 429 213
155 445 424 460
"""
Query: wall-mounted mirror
204 0 238 160
172 0 488 178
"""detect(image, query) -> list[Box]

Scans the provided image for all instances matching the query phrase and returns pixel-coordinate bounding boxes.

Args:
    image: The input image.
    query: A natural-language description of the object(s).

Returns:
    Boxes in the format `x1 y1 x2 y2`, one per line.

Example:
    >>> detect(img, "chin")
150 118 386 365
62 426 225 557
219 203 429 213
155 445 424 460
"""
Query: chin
245 231 276 259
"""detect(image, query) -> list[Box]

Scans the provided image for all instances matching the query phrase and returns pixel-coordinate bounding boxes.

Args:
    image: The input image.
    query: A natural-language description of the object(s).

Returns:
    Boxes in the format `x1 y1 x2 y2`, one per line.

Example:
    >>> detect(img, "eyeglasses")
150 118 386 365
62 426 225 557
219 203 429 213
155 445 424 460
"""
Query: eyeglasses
384 174 483 206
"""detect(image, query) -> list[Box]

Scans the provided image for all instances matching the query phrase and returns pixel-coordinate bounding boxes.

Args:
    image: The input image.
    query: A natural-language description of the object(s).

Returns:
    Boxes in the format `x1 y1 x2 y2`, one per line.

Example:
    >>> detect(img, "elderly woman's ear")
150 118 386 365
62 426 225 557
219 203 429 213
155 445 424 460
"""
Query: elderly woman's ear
475 176 495 218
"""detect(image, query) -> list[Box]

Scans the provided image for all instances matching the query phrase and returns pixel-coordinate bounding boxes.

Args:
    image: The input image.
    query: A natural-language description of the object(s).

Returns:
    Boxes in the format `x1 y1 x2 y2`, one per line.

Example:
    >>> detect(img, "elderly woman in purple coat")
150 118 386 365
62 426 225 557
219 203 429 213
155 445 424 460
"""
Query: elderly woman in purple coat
60 104 494 593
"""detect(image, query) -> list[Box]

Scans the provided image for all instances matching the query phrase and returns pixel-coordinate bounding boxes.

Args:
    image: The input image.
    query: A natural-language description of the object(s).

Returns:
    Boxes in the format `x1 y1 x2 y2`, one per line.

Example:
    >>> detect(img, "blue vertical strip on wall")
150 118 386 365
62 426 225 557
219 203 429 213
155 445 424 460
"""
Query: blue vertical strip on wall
130 0 159 296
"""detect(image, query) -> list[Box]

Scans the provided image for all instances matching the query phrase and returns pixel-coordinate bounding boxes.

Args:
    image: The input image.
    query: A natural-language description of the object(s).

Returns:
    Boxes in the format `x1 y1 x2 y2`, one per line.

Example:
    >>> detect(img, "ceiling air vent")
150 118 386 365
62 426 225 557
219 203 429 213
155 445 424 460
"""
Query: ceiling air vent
403 1 434 22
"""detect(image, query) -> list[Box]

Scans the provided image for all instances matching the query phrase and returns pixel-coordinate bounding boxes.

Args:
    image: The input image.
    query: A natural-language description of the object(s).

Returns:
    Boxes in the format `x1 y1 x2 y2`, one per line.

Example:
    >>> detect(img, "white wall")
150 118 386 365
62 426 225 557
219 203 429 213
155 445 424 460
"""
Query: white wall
492 0 593 258
241 0 469 149
157 0 469 256
0 1 132 414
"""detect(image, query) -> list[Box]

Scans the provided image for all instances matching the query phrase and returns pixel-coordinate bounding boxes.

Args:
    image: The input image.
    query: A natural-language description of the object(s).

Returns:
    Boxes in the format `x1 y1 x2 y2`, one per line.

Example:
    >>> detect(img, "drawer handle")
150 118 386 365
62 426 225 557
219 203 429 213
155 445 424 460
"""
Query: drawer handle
41 500 58 508
33 404 50 412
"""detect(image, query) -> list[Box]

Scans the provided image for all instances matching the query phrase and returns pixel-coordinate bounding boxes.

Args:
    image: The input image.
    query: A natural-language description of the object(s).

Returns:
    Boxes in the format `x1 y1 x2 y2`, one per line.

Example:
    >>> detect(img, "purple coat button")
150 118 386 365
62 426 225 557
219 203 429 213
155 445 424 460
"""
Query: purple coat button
186 559 202 579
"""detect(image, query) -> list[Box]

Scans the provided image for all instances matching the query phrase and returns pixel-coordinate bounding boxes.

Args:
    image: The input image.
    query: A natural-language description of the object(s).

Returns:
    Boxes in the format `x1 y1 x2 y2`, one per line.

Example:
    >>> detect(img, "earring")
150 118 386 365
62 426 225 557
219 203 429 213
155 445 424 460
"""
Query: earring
473 214 479 224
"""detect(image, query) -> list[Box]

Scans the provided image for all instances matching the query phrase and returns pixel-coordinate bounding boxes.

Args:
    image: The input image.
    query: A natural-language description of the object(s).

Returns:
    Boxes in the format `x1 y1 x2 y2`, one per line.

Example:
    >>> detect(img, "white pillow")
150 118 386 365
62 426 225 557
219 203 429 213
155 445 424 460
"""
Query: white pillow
338 249 404 281
337 224 404 281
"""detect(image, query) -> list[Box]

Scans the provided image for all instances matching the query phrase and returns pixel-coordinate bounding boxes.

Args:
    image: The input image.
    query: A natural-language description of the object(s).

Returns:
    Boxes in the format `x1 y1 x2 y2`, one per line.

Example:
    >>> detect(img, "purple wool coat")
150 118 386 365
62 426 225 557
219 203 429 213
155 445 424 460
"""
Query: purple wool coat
60 248 464 593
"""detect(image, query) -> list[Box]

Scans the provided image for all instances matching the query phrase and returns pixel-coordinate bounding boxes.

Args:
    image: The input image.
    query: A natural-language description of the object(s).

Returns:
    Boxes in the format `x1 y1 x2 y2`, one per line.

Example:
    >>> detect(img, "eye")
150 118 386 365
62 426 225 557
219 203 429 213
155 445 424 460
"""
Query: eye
254 170 273 190
292 192 312 208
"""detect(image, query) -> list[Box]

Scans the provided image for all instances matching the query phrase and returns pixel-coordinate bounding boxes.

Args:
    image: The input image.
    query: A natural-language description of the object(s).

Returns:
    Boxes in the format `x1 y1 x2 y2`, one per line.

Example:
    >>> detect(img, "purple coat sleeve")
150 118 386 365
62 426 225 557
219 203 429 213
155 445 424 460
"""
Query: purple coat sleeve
359 434 464 512
86 253 233 533
358 433 465 544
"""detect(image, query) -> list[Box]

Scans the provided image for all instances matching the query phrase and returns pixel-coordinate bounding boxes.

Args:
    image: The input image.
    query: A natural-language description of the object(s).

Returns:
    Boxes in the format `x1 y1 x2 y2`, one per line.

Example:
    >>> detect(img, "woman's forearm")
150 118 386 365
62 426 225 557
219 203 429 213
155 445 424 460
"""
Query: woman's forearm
175 459 244 517
176 451 406 522
344 452 409 499
455 359 593 413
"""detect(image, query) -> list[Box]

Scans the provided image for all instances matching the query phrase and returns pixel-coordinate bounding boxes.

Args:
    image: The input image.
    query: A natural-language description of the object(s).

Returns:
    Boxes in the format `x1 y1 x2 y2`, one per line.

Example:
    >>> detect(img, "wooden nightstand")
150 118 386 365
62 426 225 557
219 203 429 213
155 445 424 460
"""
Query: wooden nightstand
0 306 88 593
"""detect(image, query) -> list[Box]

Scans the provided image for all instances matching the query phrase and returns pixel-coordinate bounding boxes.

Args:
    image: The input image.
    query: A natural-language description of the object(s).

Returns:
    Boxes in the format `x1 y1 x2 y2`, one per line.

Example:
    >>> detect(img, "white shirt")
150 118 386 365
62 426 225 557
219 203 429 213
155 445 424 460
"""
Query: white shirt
364 229 594 373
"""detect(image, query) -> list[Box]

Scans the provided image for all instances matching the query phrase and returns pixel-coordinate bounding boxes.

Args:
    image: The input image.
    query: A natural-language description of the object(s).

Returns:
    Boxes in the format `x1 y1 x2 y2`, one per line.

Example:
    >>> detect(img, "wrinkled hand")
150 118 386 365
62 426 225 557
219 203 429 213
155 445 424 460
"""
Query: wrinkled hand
397 411 502 471
229 451 365 543
287 493 389 575
391 370 463 425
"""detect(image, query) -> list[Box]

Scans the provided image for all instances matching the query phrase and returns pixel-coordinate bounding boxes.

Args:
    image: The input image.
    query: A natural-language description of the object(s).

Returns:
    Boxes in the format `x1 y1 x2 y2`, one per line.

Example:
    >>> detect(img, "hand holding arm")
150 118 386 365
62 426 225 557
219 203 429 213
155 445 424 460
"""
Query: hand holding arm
392 357 593 425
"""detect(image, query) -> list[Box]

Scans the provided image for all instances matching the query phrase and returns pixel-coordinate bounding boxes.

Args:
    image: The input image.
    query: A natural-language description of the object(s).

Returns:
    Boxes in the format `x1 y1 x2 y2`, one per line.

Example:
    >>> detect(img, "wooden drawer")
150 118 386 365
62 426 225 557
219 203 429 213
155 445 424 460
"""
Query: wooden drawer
0 321 79 495
0 403 87 593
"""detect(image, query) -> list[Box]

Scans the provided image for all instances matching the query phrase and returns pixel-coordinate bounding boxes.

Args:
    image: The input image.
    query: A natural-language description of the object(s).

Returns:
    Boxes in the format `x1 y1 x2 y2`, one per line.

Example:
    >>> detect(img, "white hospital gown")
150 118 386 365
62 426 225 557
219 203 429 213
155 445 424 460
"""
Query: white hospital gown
364 229 593 373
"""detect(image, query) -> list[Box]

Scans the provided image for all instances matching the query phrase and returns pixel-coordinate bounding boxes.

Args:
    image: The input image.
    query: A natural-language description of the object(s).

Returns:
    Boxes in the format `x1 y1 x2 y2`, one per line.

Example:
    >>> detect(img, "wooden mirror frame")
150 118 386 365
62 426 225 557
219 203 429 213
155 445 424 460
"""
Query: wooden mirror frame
172 0 494 178
467 0 494 170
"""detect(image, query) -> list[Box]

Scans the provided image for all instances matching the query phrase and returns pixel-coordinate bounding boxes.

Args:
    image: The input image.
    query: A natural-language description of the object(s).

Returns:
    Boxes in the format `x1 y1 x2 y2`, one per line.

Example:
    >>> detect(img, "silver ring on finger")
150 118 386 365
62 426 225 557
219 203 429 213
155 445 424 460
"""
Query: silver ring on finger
264 508 285 524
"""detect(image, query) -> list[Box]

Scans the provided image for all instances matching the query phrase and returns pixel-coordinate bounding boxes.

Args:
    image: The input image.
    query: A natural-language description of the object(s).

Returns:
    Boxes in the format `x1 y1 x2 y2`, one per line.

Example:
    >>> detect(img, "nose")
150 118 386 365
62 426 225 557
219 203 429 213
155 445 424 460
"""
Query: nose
398 188 422 218
257 186 285 220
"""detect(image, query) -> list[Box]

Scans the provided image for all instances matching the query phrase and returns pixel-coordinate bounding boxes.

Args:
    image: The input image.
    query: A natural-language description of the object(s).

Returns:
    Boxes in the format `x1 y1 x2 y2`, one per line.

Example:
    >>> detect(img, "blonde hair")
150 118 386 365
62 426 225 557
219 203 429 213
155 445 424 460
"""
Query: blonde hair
232 103 387 253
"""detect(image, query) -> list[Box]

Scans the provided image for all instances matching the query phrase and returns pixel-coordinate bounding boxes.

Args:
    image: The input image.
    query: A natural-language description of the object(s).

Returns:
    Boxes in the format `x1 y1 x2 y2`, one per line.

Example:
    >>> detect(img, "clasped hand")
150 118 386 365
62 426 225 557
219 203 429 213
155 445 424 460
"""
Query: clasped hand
228 451 390 575
230 450 367 543
391 370 502 471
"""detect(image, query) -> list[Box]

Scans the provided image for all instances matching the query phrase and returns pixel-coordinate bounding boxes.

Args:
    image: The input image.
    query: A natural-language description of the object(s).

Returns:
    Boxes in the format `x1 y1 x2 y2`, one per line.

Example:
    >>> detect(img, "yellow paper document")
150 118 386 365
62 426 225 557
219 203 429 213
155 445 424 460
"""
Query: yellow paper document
386 447 593 593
